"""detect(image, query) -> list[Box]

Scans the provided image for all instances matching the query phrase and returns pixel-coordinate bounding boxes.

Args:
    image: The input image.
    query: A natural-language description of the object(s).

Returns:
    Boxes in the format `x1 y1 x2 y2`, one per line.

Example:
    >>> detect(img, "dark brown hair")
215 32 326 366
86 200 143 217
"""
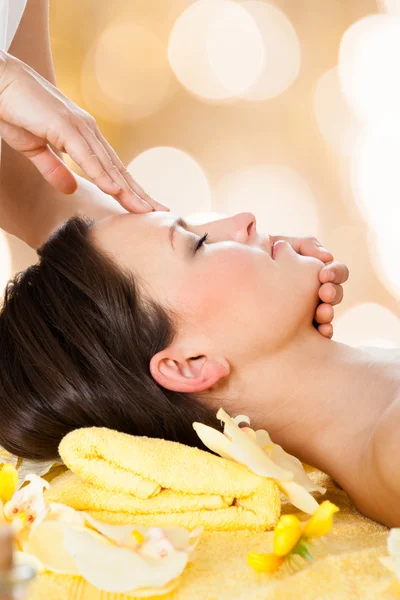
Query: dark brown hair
0 215 219 460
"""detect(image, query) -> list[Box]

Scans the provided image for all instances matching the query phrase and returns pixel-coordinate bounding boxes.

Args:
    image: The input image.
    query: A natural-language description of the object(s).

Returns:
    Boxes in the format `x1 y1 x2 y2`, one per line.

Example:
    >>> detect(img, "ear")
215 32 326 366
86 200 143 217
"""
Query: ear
149 350 230 393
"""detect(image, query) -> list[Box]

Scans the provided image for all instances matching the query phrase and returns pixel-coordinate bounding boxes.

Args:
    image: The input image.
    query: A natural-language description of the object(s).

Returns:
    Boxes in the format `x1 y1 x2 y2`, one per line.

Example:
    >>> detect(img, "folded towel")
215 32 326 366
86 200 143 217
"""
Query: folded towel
29 469 391 600
46 427 281 532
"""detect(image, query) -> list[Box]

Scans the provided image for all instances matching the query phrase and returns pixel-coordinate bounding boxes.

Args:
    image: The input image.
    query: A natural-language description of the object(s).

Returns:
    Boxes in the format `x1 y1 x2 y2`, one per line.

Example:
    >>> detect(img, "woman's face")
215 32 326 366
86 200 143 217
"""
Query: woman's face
92 211 323 370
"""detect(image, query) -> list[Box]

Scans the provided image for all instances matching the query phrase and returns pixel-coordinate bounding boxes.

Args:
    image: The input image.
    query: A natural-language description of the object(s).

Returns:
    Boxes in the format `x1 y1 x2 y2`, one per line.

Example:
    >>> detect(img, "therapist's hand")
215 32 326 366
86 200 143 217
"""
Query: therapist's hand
270 234 349 339
0 51 168 213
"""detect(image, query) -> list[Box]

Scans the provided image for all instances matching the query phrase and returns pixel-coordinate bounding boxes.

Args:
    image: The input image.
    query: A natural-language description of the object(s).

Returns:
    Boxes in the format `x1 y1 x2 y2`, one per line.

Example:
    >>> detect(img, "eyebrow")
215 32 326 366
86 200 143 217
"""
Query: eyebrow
169 217 188 249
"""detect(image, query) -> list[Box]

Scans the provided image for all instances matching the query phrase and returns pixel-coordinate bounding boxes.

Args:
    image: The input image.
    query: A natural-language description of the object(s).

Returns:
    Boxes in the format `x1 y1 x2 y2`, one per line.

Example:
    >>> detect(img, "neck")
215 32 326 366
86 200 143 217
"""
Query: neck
221 326 400 484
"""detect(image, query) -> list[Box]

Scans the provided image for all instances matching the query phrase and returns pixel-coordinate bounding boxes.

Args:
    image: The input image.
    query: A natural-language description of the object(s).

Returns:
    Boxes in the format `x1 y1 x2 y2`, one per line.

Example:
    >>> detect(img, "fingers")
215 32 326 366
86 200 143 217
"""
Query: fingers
317 323 333 339
0 120 77 194
319 261 350 285
319 282 343 306
81 127 153 213
28 146 78 194
60 124 150 209
270 235 333 262
52 118 165 214
93 128 170 212
315 303 334 324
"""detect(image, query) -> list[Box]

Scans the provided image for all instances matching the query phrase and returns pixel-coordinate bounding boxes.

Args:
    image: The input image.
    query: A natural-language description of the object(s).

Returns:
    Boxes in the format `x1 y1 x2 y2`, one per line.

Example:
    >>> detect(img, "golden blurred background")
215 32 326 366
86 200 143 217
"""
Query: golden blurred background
2 0 400 347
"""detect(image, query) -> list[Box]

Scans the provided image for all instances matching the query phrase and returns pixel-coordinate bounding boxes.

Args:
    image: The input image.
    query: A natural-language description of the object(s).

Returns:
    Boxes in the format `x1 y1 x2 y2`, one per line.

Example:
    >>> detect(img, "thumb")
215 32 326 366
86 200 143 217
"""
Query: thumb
0 119 77 194
298 237 333 262
26 146 77 195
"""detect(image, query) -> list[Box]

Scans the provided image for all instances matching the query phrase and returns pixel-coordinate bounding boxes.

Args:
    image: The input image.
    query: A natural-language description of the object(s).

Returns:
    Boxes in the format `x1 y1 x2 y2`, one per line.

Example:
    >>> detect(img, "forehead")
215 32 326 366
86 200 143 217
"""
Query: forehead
91 212 174 262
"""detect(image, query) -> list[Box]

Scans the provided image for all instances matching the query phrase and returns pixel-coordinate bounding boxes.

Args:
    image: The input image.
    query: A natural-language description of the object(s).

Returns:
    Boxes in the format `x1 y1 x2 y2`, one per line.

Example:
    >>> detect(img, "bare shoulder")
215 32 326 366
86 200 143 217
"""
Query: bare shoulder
361 399 400 527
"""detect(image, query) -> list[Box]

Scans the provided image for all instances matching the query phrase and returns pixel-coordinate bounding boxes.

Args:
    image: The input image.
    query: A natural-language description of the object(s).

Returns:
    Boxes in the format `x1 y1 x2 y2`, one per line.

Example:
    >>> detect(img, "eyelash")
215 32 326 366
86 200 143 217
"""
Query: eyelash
194 233 209 252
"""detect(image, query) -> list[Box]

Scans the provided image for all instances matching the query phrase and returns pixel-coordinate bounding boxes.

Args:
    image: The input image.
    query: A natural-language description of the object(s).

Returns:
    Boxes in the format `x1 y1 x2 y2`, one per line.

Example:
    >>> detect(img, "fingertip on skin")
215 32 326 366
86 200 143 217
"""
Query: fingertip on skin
315 302 334 324
318 323 334 339
320 270 335 283
319 283 336 303
153 201 170 212
113 188 153 213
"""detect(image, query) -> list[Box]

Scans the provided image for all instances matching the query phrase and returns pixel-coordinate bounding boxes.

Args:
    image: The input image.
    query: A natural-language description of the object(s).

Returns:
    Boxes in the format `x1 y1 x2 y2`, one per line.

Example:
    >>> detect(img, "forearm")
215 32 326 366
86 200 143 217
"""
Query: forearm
0 0 56 243
0 0 125 249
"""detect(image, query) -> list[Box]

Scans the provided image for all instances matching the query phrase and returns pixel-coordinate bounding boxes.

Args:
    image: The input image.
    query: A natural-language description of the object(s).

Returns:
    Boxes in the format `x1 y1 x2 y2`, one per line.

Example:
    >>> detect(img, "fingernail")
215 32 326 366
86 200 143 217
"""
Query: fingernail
155 201 170 212
326 271 335 282
139 198 153 212
319 246 331 254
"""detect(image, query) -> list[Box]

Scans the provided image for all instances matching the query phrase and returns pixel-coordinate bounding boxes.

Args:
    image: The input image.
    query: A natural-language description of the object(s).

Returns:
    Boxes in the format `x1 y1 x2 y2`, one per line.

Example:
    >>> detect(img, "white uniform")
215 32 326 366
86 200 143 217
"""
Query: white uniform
0 0 27 51
0 0 56 477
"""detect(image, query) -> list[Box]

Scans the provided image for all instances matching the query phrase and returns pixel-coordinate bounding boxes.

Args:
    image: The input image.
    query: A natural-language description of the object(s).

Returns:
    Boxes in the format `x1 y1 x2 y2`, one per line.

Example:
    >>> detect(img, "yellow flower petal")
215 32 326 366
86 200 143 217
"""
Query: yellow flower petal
131 530 145 544
0 464 18 503
247 552 284 573
302 500 339 538
273 515 303 557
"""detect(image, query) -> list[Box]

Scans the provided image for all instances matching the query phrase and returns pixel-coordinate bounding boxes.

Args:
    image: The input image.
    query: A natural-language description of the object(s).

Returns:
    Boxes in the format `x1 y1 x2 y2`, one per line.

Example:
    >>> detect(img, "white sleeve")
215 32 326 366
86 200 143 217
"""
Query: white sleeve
0 0 9 51
5 0 27 51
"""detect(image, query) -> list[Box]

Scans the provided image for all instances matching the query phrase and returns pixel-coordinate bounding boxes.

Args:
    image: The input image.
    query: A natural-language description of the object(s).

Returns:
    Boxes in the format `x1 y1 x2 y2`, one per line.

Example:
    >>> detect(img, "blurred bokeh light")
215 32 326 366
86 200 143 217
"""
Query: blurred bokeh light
128 147 212 216
351 131 400 235
335 303 400 348
339 14 400 133
313 67 360 154
377 0 400 15
82 22 172 123
239 1 301 101
213 165 320 236
168 0 264 100
368 231 400 299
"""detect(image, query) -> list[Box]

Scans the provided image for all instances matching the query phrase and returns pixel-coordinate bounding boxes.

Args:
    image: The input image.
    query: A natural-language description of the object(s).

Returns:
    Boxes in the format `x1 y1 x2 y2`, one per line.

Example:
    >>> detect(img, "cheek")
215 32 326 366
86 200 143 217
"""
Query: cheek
178 249 279 327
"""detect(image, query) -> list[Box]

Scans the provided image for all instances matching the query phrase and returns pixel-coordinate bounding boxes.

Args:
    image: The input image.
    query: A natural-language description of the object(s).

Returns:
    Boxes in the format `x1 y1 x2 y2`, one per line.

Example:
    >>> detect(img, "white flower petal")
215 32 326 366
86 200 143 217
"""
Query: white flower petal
82 513 146 546
272 445 326 494
63 527 188 593
47 503 85 525
4 475 50 522
24 521 81 575
232 415 251 427
17 461 60 488
192 422 234 460
388 528 400 558
82 514 202 557
217 409 293 481
254 429 273 448
14 550 44 574
278 480 320 514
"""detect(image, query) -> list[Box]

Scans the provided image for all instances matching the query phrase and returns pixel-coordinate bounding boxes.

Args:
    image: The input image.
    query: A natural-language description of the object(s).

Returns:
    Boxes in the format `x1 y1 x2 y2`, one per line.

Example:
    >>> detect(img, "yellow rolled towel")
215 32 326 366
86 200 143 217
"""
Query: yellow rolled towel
46 427 281 531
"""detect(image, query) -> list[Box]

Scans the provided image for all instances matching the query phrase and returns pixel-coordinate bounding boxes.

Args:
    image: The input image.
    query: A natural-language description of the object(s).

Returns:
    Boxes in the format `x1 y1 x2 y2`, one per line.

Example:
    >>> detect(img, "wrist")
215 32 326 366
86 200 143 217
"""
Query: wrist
0 50 13 93
0 49 8 74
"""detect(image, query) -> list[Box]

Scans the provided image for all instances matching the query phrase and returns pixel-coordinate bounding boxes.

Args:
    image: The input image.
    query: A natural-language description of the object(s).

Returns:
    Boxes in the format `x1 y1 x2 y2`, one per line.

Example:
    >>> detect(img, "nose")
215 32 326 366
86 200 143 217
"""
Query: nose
230 212 257 243
195 212 257 244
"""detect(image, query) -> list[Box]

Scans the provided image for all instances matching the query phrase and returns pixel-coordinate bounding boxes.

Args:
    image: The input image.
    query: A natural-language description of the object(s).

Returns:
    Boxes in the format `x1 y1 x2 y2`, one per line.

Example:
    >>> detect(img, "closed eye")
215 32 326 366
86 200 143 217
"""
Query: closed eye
194 233 209 253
